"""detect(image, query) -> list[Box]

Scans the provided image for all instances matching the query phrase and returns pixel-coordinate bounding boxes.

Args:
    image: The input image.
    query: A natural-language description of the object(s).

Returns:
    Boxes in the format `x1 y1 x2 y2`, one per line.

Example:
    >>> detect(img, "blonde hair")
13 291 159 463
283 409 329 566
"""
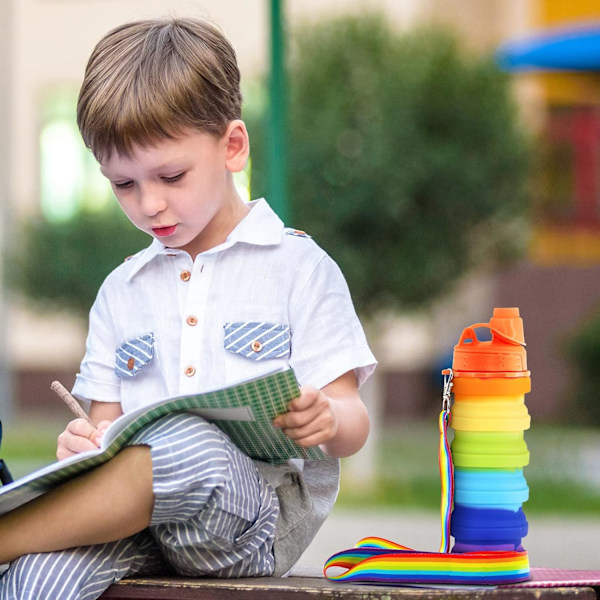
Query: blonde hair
77 17 242 161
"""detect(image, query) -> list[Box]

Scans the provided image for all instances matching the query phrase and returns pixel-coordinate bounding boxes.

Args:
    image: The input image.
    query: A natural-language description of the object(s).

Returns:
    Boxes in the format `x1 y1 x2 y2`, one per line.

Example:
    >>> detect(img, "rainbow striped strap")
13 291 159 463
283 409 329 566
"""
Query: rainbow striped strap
438 408 453 553
323 537 531 585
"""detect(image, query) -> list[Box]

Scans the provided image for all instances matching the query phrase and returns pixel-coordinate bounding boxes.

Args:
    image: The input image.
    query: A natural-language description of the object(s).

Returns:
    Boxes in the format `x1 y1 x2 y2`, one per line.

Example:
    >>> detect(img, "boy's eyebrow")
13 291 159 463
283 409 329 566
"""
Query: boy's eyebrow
149 158 188 173
99 165 125 180
100 157 188 179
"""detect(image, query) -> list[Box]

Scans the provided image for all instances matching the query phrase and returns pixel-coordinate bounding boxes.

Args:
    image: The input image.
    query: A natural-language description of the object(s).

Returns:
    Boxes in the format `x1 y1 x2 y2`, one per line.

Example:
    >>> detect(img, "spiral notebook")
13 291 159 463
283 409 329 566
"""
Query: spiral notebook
0 367 325 517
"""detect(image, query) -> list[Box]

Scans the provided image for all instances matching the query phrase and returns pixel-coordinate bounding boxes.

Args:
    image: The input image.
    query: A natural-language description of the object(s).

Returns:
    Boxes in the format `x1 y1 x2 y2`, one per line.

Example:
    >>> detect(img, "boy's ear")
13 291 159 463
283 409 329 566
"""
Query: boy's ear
224 120 250 173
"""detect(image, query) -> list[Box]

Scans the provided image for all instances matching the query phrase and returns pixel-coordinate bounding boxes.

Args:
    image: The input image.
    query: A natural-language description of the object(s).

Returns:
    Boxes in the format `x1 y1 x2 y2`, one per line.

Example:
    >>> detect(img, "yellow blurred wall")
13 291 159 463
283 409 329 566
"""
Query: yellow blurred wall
535 0 600 105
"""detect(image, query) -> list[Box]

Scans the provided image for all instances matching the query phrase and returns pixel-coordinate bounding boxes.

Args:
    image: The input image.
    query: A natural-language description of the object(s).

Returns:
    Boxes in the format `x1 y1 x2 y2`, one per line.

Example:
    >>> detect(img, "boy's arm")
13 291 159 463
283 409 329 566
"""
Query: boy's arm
89 400 124 425
273 370 370 459
56 401 123 460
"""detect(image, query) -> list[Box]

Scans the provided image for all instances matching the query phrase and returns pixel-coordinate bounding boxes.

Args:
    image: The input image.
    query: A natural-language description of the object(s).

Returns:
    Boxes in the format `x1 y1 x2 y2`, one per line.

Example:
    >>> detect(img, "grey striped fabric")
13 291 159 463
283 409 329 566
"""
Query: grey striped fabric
0 413 279 599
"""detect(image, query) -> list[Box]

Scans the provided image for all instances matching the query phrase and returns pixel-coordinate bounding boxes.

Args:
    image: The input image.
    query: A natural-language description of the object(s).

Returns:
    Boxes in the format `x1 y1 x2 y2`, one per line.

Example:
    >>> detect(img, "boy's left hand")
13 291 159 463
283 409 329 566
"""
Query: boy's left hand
273 386 338 448
273 371 369 458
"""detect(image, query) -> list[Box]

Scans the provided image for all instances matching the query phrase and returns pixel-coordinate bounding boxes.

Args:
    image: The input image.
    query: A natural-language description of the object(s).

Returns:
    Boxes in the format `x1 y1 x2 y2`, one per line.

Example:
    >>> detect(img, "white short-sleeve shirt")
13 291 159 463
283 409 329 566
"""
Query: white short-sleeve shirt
73 199 377 412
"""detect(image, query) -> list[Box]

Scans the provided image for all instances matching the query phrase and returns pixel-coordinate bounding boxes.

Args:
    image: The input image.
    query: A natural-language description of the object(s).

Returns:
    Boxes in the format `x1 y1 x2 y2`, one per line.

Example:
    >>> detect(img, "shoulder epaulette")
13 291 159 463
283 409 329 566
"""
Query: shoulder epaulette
285 228 312 239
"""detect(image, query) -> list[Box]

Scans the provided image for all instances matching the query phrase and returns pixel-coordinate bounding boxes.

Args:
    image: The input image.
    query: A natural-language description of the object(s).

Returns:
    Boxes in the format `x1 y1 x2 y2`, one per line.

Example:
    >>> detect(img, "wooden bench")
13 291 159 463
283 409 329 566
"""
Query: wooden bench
99 574 599 600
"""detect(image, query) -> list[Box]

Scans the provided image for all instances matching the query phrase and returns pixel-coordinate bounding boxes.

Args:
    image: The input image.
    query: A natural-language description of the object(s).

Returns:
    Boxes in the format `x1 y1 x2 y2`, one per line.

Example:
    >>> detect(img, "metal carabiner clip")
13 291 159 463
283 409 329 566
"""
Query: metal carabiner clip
441 368 453 412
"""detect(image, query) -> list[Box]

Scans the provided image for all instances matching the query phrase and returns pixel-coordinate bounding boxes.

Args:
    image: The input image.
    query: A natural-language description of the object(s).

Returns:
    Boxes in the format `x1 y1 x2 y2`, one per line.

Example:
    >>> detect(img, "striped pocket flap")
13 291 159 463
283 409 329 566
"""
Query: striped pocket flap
115 332 155 378
224 322 291 361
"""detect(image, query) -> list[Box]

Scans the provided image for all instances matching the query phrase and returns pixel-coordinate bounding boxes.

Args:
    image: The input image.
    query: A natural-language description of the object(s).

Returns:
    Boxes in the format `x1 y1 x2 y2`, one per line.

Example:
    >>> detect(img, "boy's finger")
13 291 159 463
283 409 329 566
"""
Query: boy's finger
62 433 98 456
68 418 100 445
273 402 320 429
288 386 319 411
68 417 92 435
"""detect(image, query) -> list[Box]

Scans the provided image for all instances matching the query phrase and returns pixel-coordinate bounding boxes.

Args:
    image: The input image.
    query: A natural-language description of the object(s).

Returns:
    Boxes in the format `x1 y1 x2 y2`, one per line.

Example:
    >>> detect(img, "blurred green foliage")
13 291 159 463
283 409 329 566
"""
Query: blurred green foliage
248 14 532 315
565 306 600 424
9 207 150 315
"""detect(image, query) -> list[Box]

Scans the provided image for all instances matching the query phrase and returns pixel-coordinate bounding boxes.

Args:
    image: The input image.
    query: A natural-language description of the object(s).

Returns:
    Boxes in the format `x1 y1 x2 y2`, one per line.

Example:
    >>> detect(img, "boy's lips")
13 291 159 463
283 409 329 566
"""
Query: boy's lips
152 225 177 237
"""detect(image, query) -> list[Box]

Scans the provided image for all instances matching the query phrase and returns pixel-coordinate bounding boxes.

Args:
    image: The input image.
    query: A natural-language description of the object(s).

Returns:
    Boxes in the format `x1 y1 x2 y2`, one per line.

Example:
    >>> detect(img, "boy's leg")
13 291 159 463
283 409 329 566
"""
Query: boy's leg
0 530 165 600
0 445 154 564
0 411 279 589
127 413 280 577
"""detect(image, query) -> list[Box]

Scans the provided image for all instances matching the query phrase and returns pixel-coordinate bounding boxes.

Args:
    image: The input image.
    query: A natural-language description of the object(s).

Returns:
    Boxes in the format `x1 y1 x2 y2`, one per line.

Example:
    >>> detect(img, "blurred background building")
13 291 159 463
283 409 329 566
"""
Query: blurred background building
0 0 598 425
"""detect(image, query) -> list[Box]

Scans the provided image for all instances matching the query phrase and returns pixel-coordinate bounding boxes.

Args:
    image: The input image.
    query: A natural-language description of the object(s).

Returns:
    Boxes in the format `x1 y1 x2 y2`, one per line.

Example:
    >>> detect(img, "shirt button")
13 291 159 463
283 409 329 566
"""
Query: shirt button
127 357 135 370
184 365 196 377
186 315 198 326
180 270 191 282
251 340 263 353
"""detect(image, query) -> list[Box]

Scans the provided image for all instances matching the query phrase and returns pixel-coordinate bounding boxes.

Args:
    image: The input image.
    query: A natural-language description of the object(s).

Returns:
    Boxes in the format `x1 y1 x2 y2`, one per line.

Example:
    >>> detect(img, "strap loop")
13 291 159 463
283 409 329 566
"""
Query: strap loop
323 538 530 585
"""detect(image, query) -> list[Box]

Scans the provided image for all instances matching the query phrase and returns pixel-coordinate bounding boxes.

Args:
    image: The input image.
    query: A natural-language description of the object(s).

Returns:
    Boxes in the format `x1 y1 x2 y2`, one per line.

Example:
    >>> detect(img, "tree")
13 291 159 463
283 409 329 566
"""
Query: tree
565 306 600 425
9 207 149 316
247 14 532 316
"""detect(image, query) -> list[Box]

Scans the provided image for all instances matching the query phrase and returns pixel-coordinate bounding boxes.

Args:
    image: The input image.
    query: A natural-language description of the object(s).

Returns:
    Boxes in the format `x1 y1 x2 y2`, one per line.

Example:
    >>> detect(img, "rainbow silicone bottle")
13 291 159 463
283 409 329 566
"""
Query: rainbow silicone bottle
449 307 531 553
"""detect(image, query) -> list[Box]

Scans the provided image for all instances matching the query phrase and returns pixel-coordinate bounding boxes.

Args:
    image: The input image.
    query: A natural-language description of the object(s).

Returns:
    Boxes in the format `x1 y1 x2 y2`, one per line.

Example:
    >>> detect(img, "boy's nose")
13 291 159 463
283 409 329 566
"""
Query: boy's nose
139 190 167 216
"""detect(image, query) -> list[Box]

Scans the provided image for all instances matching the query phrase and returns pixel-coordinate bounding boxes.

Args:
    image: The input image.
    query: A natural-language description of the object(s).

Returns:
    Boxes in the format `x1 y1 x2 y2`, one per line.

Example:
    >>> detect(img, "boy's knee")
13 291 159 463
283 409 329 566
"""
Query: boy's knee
132 414 232 523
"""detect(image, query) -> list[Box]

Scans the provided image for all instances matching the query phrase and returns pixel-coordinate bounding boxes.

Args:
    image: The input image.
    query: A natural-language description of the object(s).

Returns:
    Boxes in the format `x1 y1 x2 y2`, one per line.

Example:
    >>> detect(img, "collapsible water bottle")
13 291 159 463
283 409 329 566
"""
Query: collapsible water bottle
449 308 531 553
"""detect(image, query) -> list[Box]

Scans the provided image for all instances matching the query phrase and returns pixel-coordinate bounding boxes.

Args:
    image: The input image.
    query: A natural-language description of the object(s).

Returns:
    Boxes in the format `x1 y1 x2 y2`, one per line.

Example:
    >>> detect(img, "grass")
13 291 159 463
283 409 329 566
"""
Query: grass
338 421 600 515
2 416 600 516
0 416 65 479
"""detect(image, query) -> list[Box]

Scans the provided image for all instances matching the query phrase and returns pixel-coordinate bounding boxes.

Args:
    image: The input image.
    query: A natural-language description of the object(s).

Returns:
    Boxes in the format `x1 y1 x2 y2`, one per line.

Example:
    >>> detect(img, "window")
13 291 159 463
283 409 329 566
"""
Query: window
39 86 111 221
539 106 600 227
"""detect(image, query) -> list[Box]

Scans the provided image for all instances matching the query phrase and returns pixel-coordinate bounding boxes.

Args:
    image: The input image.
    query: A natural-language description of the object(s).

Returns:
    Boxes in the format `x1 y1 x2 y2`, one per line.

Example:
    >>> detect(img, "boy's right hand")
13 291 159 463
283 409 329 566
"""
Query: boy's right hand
56 419 111 460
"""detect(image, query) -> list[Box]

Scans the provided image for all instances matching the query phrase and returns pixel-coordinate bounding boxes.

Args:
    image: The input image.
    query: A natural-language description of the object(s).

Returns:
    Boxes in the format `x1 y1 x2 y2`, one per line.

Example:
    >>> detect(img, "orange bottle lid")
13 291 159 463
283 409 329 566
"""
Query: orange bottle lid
452 308 530 378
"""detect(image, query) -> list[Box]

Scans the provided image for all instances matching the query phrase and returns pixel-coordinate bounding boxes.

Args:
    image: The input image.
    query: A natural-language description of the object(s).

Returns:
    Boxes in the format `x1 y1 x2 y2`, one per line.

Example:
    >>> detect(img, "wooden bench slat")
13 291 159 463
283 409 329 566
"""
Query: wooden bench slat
99 576 599 600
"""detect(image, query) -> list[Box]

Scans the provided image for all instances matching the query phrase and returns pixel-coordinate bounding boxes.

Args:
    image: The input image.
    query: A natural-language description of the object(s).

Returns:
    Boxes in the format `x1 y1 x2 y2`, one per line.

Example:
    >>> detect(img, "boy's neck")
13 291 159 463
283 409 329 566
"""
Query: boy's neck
175 192 250 258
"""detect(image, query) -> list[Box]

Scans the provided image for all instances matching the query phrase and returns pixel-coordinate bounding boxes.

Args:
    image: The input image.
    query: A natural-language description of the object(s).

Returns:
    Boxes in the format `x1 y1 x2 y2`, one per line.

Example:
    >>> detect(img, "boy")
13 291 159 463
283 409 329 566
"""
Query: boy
0 17 376 599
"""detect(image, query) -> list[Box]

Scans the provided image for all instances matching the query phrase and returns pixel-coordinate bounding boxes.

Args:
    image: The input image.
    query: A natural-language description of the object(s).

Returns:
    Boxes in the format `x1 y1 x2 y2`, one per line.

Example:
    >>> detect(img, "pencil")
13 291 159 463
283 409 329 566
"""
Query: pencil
50 380 93 423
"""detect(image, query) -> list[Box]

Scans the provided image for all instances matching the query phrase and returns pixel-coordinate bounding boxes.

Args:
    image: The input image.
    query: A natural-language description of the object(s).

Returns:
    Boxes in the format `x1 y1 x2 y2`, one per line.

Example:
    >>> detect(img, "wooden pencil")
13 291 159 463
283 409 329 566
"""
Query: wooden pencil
50 380 92 423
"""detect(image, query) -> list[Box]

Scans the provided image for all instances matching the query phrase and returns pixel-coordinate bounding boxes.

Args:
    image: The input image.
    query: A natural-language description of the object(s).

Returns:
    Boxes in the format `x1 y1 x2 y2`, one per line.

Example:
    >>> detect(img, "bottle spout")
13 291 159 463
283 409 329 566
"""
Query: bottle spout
489 307 525 346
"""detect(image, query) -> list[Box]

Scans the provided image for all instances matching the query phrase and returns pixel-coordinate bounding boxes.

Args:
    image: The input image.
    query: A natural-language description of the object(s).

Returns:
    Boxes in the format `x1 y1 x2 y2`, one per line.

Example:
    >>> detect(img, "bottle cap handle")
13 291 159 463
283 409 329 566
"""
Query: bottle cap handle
457 325 488 347
457 324 525 347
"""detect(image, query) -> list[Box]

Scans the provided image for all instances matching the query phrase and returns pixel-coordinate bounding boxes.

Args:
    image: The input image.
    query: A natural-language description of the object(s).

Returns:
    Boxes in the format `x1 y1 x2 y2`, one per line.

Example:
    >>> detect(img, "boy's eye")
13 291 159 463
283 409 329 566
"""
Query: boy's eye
162 172 185 183
113 180 133 190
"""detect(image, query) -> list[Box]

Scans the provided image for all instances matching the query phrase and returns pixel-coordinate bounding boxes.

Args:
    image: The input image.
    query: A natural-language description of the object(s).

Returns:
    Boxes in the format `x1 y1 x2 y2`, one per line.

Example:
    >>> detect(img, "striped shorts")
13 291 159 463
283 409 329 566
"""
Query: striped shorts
0 413 280 600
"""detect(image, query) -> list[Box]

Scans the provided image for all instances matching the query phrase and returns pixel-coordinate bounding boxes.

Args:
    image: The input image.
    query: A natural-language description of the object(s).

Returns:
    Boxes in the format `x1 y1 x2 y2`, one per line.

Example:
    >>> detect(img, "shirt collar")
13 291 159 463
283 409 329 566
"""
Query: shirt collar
124 198 284 281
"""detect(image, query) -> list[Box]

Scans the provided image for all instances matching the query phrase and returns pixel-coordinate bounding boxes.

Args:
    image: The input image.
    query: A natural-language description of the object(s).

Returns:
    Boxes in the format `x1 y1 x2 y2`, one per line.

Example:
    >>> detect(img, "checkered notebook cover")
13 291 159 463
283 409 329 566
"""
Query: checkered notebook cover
0 368 325 517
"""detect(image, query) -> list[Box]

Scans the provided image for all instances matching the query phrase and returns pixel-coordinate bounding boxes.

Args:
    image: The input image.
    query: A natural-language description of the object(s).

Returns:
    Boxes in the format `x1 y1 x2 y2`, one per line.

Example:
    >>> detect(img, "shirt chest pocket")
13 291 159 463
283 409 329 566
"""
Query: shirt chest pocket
223 322 291 361
115 332 155 378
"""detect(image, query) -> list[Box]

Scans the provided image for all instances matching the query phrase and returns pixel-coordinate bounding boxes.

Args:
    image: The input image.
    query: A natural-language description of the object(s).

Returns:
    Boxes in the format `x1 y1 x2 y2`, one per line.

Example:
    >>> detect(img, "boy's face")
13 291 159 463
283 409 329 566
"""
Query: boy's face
100 127 247 256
